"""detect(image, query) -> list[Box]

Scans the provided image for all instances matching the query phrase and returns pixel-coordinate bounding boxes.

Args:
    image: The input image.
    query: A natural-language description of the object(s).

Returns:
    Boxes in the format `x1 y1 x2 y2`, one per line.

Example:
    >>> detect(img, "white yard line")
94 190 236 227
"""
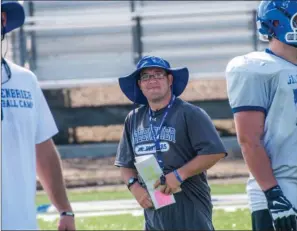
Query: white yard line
38 204 249 222
37 194 250 221
40 194 248 213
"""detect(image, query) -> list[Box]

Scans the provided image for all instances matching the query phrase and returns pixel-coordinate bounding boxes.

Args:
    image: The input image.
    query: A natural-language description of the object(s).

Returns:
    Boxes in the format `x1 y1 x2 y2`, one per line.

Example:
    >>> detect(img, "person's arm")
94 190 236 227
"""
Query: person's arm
155 107 227 193
225 58 275 190
233 99 297 231
115 114 153 209
234 111 277 191
36 139 73 213
120 167 138 184
178 107 227 180
120 167 153 209
33 78 75 230
178 153 225 180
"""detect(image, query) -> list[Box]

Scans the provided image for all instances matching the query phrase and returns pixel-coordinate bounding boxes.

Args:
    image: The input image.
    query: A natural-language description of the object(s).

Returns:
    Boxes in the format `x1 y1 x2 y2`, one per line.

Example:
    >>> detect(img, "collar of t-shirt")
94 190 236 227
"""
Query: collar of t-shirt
148 98 179 118
265 48 297 67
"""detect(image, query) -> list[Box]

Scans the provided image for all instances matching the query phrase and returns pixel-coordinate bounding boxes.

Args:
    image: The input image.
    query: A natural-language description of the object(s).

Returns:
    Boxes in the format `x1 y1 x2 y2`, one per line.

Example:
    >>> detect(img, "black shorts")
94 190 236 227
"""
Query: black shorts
251 209 274 231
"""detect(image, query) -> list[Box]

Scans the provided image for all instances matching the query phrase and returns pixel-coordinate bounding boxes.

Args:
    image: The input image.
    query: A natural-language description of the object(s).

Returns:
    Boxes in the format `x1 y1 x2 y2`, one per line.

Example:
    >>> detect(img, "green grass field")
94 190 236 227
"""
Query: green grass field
36 183 246 206
38 209 251 230
37 183 251 230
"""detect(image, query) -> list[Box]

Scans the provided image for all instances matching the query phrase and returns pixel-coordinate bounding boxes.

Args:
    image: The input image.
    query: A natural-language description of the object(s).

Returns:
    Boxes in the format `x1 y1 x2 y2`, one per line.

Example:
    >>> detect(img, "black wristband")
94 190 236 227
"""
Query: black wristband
60 211 75 217
264 185 283 199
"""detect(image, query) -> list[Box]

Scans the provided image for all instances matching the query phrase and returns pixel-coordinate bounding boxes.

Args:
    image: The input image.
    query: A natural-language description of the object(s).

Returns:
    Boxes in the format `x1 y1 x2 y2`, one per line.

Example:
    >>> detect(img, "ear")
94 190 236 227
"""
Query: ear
138 80 142 91
272 20 279 27
168 74 173 87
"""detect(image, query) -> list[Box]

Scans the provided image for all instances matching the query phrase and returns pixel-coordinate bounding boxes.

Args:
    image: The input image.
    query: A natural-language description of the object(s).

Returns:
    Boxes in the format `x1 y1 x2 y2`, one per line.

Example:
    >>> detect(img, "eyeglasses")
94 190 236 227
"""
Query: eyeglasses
140 72 167 82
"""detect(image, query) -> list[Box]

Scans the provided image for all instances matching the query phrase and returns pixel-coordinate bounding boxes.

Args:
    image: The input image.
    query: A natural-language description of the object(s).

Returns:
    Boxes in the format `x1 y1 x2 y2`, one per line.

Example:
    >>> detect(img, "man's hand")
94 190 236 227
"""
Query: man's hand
130 183 153 209
264 185 297 231
154 171 181 195
58 215 76 231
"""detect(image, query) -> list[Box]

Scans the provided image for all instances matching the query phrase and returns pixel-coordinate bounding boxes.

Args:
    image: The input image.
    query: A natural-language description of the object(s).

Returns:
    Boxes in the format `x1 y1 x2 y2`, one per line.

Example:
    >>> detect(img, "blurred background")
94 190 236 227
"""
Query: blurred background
3 1 268 229
5 1 266 80
2 1 267 187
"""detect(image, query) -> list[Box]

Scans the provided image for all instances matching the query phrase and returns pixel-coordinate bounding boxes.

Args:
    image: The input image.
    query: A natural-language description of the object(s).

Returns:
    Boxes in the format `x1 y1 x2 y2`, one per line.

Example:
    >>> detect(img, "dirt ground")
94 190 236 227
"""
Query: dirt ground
69 79 228 107
37 157 249 190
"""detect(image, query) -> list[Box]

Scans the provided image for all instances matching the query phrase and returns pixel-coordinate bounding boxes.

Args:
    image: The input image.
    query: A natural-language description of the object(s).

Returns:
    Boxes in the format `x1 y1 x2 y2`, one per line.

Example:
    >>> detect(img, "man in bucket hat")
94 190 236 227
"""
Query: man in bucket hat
1 1 75 230
115 56 227 230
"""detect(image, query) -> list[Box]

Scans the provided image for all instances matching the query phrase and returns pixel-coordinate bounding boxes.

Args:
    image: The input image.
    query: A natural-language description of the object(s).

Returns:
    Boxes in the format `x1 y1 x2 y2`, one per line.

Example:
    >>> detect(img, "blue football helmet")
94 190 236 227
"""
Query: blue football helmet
257 0 297 47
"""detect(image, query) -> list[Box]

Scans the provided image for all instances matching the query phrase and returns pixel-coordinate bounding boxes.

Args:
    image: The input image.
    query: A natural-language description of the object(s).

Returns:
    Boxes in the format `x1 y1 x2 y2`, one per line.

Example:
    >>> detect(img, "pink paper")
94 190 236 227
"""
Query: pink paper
154 190 174 207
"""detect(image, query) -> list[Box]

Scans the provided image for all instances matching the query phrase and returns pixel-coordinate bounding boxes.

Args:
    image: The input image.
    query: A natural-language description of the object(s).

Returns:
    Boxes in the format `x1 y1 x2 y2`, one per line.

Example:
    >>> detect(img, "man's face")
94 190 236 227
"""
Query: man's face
138 67 173 103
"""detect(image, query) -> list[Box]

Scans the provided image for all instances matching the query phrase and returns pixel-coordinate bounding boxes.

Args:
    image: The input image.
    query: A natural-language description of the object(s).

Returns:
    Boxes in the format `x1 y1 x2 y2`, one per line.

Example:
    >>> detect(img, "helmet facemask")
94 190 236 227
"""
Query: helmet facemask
285 13 297 48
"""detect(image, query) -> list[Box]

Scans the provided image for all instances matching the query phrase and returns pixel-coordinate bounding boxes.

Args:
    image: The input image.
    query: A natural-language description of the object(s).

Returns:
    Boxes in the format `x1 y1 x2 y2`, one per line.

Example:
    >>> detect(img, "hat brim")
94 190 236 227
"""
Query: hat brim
119 65 189 105
2 2 25 33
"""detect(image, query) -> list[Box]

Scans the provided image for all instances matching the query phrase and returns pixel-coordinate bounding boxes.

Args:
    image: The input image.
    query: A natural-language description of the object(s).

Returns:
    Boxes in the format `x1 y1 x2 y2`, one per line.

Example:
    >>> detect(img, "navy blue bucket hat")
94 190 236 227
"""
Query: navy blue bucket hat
1 1 25 34
119 56 189 105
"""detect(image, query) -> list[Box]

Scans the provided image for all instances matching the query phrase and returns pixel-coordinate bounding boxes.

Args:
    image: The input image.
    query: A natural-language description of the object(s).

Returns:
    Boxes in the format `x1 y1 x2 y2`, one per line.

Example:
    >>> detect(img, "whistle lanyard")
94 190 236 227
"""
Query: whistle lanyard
1 58 11 121
148 94 176 171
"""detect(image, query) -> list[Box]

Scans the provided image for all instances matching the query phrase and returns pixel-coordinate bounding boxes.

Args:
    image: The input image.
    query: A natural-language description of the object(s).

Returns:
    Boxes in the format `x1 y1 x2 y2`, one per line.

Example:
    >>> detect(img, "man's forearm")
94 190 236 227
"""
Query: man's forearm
240 142 277 191
178 153 225 181
120 167 143 191
36 142 72 213
120 167 138 184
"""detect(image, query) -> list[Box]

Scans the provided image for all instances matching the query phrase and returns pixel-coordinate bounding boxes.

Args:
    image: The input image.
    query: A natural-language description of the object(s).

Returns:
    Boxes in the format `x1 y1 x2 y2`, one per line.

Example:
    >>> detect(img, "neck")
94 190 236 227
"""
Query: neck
269 40 297 65
149 91 172 111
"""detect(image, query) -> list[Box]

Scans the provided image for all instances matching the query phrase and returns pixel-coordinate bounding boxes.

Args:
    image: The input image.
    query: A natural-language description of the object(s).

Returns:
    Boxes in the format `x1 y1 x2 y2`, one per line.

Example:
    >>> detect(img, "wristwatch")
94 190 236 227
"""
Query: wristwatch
60 211 75 217
127 177 138 190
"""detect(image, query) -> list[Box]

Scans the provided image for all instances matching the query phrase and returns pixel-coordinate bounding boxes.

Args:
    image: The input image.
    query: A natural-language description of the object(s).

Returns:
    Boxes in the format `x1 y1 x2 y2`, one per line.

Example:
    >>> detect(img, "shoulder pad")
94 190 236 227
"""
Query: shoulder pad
226 51 282 75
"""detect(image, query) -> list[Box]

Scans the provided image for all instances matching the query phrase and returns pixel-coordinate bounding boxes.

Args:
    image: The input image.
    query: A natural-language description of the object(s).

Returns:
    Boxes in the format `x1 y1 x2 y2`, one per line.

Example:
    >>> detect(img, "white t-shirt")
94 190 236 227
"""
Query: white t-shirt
1 60 58 230
225 49 297 211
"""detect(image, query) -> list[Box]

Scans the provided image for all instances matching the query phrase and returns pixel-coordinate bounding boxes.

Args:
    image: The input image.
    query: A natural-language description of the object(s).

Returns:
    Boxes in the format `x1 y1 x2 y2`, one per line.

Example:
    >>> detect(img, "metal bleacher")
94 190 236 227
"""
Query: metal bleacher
3 1 268 159
6 1 267 84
